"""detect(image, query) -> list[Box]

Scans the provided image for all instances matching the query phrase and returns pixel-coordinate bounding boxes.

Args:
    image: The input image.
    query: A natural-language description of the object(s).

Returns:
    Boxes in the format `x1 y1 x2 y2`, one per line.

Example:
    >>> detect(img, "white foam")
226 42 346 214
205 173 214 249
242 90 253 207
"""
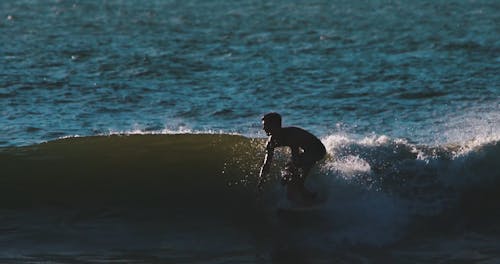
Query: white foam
323 155 371 180
438 108 500 150
101 127 241 137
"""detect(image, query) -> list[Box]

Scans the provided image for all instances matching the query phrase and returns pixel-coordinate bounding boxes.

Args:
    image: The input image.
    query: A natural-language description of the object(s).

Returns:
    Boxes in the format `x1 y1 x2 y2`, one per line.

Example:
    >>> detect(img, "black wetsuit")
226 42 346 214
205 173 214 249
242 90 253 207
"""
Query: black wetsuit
265 127 326 184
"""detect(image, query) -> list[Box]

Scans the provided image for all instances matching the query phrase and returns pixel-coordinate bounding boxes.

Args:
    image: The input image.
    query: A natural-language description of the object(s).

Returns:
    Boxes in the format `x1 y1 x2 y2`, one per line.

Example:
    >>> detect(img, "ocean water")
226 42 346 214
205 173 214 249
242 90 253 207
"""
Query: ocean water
1 0 499 263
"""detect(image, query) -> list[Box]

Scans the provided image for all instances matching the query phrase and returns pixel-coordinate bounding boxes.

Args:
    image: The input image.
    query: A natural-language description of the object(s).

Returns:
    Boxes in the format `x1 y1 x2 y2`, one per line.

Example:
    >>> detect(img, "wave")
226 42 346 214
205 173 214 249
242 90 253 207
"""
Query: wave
1 132 499 214
314 134 500 244
321 134 500 209
1 132 499 247
0 134 264 209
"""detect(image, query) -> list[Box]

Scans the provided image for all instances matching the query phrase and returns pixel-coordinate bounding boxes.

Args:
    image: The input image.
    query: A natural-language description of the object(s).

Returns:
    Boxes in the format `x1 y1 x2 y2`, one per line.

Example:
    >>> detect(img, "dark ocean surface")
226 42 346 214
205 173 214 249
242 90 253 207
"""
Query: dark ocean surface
1 0 499 263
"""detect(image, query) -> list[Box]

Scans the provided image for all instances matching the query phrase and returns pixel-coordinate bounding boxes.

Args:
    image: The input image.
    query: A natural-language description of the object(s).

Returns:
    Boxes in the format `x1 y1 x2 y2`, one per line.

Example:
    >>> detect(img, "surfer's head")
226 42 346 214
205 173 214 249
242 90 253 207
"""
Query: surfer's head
262 112 282 136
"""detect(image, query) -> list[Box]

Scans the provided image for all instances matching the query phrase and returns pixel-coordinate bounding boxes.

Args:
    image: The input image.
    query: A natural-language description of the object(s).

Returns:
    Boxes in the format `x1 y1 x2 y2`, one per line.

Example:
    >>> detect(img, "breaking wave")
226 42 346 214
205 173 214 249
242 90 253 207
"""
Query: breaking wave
1 132 499 246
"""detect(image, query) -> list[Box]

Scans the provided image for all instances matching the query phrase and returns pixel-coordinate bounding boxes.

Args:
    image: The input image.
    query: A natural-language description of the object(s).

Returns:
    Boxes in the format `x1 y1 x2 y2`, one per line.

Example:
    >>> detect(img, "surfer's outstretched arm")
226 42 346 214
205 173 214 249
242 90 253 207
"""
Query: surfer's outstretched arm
258 140 274 189
259 151 273 177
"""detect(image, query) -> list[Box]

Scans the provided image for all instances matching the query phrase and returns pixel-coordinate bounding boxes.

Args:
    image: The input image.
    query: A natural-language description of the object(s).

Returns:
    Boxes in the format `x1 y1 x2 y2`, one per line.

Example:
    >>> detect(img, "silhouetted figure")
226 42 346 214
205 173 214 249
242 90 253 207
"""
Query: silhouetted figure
258 112 326 205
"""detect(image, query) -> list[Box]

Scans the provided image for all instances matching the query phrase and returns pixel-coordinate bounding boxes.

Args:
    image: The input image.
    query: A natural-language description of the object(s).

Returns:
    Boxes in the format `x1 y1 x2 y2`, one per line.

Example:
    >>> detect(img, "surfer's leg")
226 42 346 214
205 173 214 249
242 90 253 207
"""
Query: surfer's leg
286 178 315 205
297 163 317 202
283 162 315 205
283 160 308 204
284 152 322 205
294 152 322 203
281 161 298 185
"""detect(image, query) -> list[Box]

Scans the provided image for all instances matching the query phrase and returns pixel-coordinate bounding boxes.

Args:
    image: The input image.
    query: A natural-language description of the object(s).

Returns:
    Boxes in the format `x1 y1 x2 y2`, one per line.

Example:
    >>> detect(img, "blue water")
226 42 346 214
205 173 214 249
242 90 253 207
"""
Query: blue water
1 0 500 262
2 0 498 147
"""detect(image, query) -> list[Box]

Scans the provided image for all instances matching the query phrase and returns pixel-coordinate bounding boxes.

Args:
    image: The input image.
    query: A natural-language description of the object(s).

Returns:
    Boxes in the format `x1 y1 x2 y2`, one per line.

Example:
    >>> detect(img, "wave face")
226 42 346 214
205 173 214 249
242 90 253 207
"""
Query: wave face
2 133 499 213
0 134 264 209
1 133 500 247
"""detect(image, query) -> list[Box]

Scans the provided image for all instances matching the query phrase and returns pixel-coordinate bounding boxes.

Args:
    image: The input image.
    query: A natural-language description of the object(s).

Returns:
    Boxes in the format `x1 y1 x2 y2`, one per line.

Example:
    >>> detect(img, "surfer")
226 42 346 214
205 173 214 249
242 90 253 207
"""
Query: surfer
257 112 326 205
